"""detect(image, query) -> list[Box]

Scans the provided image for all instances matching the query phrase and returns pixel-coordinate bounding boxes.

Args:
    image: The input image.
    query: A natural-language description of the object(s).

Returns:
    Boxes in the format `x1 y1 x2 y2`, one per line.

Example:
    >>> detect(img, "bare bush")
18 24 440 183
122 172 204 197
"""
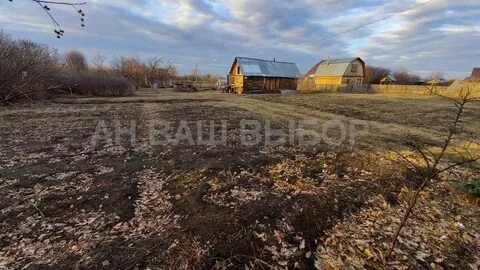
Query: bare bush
64 50 88 72
385 86 480 260
112 56 144 87
144 57 177 88
112 55 176 88
0 32 60 103
57 72 134 96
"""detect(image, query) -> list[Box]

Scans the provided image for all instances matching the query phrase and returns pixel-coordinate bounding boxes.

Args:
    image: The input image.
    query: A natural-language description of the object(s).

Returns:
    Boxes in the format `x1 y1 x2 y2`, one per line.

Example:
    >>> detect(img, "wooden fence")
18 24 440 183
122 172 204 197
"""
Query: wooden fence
297 81 480 98
297 77 378 93
371 84 449 95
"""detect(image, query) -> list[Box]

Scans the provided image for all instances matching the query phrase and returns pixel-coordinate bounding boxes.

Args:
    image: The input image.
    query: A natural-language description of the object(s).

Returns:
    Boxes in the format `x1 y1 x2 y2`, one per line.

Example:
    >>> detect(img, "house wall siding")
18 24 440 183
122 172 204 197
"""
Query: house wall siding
314 76 343 85
228 61 244 93
244 77 297 93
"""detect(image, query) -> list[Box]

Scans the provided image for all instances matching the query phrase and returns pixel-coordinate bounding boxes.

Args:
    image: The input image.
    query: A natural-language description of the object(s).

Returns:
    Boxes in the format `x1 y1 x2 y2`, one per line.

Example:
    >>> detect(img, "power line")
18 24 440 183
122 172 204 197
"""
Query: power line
317 0 436 43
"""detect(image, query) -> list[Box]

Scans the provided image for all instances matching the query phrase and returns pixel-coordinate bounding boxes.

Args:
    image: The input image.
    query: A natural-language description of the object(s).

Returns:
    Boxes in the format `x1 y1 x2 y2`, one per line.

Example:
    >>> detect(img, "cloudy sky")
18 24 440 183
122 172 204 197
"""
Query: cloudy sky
1 0 479 78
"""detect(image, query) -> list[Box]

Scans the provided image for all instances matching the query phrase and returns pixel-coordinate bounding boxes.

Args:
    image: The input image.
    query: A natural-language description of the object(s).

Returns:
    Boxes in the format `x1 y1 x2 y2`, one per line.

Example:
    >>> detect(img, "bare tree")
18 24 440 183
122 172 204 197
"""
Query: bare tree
64 50 88 72
7 0 87 38
385 86 480 260
365 65 391 84
112 55 177 88
145 57 177 87
91 51 106 71
393 68 422 85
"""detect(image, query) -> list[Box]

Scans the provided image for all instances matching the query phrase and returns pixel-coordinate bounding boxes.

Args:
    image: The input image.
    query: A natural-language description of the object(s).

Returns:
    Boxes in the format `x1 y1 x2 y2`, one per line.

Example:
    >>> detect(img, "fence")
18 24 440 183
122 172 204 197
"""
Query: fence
297 77 377 93
297 80 480 98
379 82 480 98
371 84 449 95
298 77 442 95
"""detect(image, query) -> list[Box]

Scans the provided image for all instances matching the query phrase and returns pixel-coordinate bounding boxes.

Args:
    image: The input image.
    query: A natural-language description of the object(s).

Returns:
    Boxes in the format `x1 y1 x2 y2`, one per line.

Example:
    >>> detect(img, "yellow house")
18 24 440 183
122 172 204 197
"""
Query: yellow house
305 58 365 85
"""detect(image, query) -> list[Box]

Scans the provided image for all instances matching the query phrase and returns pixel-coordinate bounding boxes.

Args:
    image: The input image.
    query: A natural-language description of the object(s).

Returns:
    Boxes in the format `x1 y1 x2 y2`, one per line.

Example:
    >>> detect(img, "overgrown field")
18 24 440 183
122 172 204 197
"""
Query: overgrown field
0 89 478 269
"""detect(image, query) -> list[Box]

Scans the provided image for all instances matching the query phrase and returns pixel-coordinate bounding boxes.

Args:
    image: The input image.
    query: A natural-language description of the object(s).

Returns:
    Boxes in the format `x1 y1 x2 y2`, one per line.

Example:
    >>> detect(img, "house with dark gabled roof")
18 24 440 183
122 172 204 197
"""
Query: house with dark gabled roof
306 57 365 85
470 67 480 81
227 57 301 94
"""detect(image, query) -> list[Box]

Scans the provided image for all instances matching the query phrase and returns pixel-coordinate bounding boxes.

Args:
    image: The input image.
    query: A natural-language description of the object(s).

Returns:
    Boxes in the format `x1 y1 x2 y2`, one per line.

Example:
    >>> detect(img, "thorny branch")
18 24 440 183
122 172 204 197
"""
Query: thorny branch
8 0 87 38
385 86 480 260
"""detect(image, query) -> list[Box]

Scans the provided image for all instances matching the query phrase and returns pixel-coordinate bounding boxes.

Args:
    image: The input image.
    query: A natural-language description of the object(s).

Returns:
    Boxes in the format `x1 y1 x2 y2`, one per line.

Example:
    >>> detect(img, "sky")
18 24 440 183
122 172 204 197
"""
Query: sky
0 0 479 78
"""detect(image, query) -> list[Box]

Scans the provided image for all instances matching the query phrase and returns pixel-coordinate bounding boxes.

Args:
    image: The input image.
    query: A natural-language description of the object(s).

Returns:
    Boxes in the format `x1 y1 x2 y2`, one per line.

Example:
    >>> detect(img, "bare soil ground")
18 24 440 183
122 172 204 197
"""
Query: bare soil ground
0 89 478 269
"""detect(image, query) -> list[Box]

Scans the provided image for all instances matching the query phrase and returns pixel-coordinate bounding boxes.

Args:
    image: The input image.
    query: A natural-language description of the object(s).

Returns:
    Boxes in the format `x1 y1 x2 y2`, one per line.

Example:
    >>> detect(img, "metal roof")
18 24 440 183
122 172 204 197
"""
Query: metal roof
307 57 363 77
381 75 397 82
318 58 359 65
236 57 301 78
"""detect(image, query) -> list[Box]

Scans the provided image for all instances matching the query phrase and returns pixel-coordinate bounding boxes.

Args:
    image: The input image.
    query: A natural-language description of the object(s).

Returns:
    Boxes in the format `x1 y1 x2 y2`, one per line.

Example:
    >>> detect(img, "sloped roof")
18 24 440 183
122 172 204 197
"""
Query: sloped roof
306 57 364 77
426 78 447 85
471 68 480 80
381 75 397 82
233 57 301 78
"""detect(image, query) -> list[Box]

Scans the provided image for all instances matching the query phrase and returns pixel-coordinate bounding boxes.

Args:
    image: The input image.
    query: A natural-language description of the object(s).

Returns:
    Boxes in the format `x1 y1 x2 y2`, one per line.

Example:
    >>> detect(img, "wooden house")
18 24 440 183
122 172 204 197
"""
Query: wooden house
228 57 301 94
305 58 365 85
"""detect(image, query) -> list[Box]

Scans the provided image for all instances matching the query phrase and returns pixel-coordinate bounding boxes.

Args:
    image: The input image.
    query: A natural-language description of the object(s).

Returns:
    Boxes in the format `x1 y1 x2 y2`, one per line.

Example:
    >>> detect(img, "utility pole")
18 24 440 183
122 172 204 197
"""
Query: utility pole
194 63 199 82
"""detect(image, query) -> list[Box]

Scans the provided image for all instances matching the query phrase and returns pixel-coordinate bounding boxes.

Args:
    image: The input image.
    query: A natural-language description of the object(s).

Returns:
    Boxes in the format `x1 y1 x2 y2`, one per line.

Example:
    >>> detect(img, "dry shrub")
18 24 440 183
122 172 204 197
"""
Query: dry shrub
64 50 88 72
0 32 59 102
112 56 177 88
58 72 134 96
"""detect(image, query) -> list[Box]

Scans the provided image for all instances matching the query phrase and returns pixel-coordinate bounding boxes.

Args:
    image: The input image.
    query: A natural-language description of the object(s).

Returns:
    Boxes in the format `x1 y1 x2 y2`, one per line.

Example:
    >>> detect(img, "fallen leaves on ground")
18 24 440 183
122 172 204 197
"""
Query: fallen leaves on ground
315 185 480 270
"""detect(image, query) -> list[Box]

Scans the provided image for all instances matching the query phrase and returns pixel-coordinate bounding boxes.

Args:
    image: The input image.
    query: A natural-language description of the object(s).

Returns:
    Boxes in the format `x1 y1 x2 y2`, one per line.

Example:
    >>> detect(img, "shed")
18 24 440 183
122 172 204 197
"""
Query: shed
380 75 397 85
305 57 365 85
228 57 301 94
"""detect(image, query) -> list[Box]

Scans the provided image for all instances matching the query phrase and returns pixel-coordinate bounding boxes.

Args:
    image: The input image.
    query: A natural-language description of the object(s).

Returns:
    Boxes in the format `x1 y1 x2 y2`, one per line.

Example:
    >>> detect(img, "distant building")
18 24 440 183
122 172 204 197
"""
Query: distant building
470 68 480 81
227 57 301 94
380 75 397 85
426 78 448 86
305 57 365 85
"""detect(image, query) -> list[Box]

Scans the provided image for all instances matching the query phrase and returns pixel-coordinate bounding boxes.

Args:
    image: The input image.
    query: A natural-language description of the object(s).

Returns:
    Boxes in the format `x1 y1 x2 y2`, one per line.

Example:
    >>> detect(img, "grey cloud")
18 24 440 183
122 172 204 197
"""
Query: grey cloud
0 0 478 77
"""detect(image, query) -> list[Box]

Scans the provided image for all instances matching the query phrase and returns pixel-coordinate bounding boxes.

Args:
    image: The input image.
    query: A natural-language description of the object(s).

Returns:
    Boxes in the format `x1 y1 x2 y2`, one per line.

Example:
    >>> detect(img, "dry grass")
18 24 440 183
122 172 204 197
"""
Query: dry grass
0 88 478 269
49 89 480 161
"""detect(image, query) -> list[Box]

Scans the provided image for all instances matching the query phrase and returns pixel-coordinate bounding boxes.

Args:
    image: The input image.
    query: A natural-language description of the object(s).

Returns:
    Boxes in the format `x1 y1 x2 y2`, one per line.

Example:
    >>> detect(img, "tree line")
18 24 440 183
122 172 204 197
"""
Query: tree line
64 50 178 88
364 66 451 85
0 33 178 103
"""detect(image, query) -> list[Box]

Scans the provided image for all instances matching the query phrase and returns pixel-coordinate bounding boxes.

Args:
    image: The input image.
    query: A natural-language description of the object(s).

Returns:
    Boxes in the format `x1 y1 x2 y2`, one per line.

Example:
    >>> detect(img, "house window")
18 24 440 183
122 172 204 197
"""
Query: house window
351 64 358 74
237 66 240 74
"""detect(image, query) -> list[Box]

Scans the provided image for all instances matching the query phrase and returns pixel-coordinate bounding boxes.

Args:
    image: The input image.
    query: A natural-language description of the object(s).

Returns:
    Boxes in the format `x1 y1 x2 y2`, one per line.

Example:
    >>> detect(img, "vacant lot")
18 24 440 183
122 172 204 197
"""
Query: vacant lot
1 89 479 269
